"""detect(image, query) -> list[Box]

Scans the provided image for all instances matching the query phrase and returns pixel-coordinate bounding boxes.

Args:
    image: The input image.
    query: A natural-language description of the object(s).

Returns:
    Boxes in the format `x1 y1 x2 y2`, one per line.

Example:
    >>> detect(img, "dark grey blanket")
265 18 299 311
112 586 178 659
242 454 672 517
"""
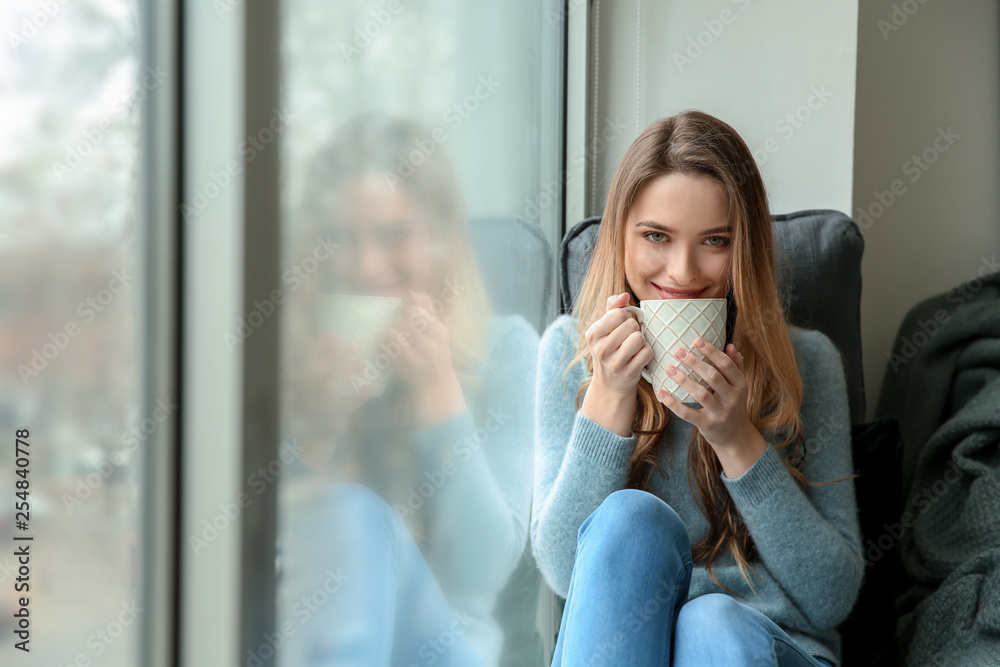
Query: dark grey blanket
876 261 1000 666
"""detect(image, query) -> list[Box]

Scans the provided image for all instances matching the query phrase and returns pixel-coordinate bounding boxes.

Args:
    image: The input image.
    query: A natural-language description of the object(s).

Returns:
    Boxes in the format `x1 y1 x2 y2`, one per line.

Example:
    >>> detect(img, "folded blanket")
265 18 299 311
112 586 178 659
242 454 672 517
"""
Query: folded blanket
875 262 1000 666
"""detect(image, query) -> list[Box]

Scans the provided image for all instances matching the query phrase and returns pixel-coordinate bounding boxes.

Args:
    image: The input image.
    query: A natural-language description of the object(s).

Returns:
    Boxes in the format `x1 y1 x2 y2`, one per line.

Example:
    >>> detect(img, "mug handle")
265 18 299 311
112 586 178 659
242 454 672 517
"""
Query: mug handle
622 306 654 385
622 305 643 321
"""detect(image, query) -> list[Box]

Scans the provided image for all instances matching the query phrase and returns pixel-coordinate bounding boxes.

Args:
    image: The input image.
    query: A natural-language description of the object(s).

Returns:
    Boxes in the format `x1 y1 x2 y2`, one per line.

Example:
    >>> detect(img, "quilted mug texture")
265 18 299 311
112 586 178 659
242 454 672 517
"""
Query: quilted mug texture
624 299 727 403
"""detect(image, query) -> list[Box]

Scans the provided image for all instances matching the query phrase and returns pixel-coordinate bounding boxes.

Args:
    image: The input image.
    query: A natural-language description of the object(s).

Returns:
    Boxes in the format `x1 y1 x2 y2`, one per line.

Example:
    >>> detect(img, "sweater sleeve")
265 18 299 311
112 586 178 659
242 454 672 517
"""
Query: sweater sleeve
530 315 636 598
410 315 538 610
718 328 865 629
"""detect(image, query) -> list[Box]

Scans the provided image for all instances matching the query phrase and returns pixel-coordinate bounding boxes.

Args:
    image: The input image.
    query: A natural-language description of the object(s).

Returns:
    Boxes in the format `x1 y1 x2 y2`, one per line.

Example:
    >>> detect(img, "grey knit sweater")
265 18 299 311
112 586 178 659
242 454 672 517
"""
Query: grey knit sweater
875 266 1000 666
532 315 865 666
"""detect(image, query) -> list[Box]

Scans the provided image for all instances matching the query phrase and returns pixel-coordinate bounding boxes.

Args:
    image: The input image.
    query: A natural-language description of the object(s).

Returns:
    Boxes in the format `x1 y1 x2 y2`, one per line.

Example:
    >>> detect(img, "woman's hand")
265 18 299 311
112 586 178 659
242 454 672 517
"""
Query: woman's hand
586 292 654 395
579 292 653 438
654 338 758 452
382 290 466 425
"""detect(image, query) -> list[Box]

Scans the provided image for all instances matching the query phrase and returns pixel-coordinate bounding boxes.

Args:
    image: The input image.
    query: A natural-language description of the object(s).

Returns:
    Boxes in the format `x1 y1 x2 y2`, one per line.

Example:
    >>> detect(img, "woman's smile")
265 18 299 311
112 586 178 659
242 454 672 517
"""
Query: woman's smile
651 283 708 299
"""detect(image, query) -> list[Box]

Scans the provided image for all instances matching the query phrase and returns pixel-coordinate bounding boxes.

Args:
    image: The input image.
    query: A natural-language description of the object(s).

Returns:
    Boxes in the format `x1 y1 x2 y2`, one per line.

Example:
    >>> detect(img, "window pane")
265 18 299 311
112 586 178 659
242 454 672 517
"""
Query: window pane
276 2 563 666
0 1 143 665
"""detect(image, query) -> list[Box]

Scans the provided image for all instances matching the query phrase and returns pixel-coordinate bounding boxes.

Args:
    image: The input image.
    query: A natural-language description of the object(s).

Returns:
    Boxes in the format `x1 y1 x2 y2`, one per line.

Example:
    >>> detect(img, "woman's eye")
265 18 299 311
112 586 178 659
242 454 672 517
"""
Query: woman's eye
706 236 731 248
645 232 666 243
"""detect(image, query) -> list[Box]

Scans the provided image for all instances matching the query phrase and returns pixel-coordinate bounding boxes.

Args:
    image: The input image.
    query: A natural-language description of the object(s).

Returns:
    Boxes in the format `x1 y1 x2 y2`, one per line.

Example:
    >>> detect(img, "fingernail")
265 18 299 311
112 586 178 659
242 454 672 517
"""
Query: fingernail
676 348 687 359
667 366 678 376
694 338 706 348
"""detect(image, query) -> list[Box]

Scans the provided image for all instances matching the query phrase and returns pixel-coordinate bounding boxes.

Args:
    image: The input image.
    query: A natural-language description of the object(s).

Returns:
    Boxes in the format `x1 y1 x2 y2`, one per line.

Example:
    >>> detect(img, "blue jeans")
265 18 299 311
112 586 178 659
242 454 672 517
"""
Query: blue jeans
278 482 485 667
551 489 836 667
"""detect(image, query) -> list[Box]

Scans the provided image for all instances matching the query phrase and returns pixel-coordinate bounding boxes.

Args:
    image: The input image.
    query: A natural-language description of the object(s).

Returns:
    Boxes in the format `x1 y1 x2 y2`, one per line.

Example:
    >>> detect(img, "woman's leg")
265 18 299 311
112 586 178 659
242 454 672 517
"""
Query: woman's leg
551 489 693 666
278 482 483 667
672 593 835 667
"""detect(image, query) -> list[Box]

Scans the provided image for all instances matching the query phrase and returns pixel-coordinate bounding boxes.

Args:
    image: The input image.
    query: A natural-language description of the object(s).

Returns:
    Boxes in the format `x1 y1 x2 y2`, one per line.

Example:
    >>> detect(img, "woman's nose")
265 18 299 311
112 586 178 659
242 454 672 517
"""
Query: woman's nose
665 247 700 285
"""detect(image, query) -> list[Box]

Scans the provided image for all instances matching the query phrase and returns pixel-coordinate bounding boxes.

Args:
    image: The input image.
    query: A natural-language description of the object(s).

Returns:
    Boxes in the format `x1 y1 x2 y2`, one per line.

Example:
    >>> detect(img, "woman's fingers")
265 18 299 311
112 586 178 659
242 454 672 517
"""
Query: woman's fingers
622 336 655 374
677 338 741 387
586 300 634 345
596 315 642 359
605 327 648 369
655 389 699 422
605 291 630 311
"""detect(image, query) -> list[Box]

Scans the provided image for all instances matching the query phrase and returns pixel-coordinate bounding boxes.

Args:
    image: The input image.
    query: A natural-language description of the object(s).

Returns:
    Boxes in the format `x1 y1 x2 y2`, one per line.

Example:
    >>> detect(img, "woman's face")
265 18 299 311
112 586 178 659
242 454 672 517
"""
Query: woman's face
624 172 732 301
323 174 439 298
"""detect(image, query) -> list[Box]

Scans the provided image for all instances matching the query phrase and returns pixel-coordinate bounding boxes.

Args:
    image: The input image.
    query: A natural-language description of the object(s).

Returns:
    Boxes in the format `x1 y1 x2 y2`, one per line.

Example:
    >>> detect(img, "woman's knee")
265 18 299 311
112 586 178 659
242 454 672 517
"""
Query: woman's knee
578 489 692 570
677 593 744 626
587 489 687 539
674 594 774 664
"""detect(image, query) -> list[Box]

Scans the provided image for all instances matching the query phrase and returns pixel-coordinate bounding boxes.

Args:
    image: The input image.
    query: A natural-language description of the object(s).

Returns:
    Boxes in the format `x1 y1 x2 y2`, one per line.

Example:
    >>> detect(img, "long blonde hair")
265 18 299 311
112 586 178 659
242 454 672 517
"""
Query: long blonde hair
568 110 857 596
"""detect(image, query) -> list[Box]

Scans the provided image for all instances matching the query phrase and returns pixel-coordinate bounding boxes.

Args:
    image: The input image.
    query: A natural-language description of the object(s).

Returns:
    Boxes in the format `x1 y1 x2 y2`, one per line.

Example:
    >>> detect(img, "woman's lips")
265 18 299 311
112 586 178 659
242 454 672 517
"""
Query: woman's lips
652 283 706 299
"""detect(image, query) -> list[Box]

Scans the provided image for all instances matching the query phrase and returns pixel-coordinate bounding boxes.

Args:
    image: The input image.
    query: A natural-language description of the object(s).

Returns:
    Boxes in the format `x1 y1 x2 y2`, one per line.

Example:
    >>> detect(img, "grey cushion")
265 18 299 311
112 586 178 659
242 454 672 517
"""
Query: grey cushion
470 217 553 334
559 210 866 425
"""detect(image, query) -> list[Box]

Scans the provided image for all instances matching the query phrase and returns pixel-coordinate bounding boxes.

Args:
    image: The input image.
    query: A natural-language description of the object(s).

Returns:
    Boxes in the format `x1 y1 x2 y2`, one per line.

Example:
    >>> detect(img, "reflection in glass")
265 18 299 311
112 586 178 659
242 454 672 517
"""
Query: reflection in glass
277 114 539 666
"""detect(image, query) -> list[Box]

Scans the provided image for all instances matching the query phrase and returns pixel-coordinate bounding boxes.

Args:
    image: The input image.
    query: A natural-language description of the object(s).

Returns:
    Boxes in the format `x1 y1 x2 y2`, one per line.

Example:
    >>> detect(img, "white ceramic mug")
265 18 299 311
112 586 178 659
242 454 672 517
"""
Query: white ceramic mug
623 298 727 403
318 294 402 397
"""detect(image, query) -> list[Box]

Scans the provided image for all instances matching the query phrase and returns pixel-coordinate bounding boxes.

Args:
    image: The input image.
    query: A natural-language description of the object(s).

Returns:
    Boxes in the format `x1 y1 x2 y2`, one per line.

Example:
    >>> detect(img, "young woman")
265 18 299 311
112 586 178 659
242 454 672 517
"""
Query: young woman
532 110 862 666
278 113 538 667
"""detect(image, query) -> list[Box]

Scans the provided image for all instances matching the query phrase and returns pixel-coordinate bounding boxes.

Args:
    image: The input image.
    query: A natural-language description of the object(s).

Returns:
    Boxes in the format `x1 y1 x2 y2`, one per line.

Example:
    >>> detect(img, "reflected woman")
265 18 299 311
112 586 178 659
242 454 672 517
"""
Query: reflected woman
279 113 538 667
532 110 861 667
